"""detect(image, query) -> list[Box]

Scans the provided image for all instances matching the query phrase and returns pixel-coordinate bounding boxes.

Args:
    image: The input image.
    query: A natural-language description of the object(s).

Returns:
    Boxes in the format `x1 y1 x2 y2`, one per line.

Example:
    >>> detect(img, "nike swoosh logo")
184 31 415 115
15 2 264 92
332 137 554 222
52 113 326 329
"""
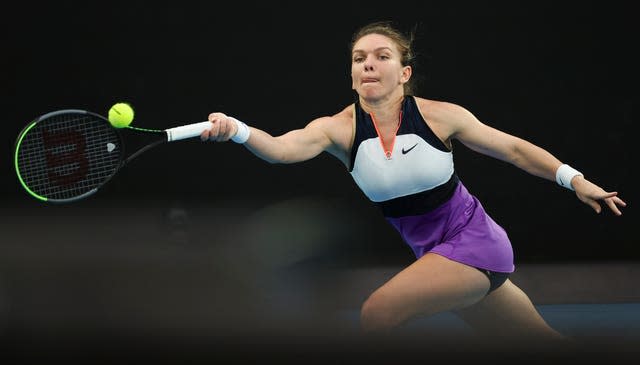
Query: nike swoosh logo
402 143 418 154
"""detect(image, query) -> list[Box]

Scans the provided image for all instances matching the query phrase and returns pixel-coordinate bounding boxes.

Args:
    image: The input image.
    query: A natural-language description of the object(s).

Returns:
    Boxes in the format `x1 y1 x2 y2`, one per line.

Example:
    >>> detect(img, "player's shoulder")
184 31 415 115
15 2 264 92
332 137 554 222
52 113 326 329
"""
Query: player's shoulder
413 96 472 122
306 104 354 148
333 103 356 123
309 104 354 127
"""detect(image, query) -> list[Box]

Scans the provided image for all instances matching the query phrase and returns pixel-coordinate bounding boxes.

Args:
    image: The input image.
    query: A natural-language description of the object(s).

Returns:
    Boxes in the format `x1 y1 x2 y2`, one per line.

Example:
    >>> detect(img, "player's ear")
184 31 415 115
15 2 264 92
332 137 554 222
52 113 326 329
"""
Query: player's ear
400 65 412 84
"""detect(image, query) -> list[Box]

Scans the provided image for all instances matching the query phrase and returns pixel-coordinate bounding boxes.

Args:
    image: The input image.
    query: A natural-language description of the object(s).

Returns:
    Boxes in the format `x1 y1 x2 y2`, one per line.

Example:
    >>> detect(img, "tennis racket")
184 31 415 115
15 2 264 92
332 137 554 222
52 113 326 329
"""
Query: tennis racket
14 109 213 203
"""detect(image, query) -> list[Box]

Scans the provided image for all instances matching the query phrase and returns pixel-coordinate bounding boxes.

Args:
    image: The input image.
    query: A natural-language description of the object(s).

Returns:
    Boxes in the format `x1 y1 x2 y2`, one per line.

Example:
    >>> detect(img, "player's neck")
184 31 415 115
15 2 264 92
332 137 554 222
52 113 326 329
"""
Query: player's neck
360 94 404 126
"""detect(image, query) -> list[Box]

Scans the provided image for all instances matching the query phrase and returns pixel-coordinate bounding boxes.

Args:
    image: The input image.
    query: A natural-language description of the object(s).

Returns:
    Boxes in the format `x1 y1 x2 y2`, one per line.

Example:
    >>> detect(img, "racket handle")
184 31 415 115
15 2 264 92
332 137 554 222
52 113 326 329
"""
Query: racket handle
165 121 212 141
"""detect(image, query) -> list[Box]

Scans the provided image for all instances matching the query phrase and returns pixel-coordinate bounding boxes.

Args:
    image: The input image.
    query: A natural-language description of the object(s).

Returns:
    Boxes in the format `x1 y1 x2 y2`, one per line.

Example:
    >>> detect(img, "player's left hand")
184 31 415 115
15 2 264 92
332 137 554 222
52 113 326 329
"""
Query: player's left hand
571 176 627 215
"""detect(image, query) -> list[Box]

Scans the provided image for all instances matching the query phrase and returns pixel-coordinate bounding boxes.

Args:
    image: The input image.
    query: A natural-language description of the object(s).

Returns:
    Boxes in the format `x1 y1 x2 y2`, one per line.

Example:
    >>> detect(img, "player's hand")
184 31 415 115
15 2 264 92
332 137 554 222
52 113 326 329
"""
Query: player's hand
571 176 627 216
200 112 238 142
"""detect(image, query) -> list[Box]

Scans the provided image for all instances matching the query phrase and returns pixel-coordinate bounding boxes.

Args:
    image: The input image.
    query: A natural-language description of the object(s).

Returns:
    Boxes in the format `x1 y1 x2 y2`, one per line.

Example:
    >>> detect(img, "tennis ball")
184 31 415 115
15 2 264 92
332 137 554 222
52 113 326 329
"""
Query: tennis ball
108 102 135 128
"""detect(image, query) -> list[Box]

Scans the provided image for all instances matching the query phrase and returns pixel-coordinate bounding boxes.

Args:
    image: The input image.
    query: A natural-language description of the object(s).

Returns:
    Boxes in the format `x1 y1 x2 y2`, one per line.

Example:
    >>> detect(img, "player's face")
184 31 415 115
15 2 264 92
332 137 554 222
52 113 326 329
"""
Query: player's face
351 34 410 100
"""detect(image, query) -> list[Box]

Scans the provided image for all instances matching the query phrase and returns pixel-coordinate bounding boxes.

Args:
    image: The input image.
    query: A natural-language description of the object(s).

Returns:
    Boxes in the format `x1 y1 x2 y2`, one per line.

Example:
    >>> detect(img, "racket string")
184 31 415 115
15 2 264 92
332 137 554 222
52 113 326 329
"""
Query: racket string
17 112 122 200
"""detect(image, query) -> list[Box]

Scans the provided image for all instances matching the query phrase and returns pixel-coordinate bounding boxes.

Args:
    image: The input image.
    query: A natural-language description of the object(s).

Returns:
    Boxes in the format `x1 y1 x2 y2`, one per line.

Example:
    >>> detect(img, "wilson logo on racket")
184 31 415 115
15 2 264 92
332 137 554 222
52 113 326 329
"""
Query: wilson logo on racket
42 128 89 187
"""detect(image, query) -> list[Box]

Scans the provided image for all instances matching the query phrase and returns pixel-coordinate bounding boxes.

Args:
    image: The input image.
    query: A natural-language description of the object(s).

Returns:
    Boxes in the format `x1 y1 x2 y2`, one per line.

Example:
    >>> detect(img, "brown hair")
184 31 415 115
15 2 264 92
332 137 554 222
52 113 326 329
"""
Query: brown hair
350 21 417 95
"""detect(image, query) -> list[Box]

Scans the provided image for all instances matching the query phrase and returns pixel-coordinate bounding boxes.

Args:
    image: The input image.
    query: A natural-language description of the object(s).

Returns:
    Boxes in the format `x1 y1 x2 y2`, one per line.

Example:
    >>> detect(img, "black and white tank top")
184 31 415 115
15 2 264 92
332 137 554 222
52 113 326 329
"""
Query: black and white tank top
348 96 460 217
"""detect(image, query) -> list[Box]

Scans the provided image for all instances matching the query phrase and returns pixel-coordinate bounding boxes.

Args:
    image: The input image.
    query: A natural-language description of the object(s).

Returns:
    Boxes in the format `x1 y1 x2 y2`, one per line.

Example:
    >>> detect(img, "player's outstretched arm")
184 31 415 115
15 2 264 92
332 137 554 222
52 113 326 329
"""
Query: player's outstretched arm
200 112 334 164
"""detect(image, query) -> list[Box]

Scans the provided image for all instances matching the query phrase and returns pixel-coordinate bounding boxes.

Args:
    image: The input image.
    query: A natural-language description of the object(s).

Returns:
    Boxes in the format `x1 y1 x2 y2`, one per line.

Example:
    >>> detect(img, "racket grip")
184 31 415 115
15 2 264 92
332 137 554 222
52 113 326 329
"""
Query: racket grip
165 121 212 141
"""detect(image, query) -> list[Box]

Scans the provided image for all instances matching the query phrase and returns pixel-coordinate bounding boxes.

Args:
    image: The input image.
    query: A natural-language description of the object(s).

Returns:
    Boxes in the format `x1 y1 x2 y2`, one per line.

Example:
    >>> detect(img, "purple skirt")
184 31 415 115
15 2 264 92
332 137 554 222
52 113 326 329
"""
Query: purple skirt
386 182 515 273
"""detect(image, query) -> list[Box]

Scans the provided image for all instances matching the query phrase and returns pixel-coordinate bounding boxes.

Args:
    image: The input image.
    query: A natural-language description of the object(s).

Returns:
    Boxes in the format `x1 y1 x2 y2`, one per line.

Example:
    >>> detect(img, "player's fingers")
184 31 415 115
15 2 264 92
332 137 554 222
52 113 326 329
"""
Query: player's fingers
612 196 627 207
605 198 622 216
597 191 618 200
217 120 228 142
207 121 220 142
587 198 602 214
224 118 238 141
200 129 210 142
604 196 626 216
208 112 225 122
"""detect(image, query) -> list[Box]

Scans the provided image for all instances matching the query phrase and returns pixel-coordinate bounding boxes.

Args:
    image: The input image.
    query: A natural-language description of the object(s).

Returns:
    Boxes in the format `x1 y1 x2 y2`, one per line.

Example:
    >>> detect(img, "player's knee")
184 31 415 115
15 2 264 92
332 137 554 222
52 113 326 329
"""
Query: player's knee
359 292 400 332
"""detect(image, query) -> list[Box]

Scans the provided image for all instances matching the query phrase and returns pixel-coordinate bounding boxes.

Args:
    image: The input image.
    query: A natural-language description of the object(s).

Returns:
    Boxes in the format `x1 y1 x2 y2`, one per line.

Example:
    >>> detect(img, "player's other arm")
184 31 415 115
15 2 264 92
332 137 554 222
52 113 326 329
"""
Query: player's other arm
437 102 626 215
438 102 562 182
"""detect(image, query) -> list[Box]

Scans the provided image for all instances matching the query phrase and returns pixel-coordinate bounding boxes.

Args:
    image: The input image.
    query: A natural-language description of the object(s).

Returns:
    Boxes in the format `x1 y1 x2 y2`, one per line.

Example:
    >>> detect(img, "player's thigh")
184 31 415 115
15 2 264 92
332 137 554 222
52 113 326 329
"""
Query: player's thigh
363 253 490 321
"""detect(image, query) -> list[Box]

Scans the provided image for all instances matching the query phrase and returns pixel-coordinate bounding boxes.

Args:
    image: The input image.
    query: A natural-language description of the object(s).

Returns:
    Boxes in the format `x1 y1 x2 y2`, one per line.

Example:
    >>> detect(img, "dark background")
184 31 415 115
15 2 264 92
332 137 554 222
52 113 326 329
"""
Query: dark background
3 1 636 263
0 2 638 361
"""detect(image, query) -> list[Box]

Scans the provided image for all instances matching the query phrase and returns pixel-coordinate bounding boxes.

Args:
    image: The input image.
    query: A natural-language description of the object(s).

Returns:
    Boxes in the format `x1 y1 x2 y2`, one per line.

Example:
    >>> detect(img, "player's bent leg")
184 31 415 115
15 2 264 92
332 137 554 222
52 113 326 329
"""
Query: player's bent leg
360 253 490 332
453 279 566 342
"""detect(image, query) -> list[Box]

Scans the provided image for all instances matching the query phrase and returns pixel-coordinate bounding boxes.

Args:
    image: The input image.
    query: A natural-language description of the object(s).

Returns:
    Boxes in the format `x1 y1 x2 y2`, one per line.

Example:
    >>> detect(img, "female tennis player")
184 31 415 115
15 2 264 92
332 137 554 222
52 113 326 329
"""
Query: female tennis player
199 21 626 341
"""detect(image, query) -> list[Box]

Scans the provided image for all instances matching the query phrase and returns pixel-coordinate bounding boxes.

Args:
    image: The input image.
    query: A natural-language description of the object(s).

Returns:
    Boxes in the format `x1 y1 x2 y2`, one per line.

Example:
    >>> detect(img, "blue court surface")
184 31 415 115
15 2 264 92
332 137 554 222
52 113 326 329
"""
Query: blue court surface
338 302 640 340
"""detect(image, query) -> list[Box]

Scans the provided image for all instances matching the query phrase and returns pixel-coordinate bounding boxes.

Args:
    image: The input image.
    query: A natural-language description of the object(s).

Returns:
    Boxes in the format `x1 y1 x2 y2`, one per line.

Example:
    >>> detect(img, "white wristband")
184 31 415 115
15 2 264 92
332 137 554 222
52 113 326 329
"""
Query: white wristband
229 117 251 144
556 164 583 191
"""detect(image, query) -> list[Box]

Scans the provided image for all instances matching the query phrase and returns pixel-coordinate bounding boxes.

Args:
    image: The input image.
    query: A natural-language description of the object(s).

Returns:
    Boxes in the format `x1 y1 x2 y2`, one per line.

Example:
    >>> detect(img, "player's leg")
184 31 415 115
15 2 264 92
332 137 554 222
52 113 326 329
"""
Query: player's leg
359 252 490 332
452 279 566 342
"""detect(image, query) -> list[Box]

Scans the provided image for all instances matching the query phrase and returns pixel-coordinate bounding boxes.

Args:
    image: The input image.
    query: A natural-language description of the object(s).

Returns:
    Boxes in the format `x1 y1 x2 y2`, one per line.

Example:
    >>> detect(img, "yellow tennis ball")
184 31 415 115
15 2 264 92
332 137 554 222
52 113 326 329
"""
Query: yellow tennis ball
108 102 135 128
